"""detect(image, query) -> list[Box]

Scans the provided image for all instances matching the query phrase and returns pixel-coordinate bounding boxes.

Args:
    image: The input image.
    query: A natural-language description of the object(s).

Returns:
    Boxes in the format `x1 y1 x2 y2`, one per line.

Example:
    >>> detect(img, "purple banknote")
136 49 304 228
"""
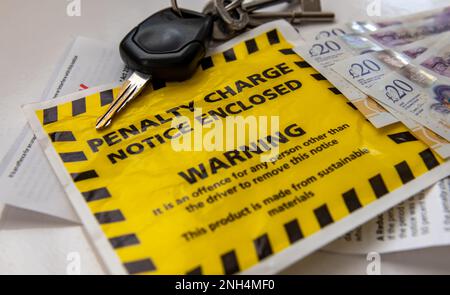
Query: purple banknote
370 7 450 47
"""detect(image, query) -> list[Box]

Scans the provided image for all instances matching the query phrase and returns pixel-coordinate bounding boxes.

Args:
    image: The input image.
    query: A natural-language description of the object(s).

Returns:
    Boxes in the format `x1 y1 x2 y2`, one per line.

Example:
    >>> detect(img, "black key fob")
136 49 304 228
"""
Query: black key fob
120 8 213 81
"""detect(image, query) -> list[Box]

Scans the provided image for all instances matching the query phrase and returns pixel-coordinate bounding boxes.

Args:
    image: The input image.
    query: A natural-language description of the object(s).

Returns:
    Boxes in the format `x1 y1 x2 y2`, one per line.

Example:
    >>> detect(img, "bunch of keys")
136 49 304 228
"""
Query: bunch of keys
96 0 335 130
203 0 335 40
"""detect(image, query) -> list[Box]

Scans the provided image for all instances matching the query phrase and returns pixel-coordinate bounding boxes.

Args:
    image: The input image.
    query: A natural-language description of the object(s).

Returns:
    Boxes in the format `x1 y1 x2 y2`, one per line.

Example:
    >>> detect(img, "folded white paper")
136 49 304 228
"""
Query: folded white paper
0 37 130 221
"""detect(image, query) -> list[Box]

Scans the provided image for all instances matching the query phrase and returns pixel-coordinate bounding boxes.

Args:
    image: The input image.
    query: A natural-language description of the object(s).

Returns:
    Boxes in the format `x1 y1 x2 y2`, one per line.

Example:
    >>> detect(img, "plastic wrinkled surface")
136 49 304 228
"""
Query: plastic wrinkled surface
120 8 213 80
24 22 448 275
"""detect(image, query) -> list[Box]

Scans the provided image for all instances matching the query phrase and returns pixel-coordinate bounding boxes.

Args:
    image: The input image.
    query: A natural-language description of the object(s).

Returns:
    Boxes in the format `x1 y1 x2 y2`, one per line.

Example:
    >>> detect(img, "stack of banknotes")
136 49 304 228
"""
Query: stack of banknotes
294 6 450 254
295 5 450 159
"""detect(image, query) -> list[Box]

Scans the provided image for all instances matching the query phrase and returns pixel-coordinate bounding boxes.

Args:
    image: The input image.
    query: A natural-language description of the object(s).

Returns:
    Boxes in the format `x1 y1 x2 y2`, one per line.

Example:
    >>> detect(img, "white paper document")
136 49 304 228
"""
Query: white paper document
0 37 129 221
326 177 450 254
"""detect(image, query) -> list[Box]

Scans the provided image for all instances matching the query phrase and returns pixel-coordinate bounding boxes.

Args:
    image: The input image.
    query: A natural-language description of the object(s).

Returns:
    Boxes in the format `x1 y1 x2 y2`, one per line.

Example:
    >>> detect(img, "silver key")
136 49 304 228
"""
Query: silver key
204 0 333 40
96 72 150 130
248 11 335 27
204 0 293 40
243 0 298 12
96 6 213 130
215 0 249 31
220 0 299 13
215 0 296 29
203 0 245 40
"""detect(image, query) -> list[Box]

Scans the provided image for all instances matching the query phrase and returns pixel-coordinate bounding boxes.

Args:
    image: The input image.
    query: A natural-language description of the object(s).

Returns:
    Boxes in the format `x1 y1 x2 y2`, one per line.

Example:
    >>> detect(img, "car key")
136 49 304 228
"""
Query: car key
96 8 213 130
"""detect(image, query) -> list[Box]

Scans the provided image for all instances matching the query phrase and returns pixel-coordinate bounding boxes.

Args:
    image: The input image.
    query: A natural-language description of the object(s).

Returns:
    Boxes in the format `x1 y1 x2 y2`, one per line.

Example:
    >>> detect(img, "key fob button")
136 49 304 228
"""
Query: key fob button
120 8 213 81
134 26 184 54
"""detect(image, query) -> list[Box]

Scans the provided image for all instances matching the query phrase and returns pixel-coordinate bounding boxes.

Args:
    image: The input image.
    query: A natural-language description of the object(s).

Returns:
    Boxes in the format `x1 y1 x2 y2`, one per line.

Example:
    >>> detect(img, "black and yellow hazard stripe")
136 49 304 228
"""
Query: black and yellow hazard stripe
201 28 287 72
72 97 86 116
59 151 87 163
109 233 140 249
388 131 418 144
81 187 110 202
221 250 240 275
71 170 99 182
124 258 156 275
49 131 76 142
100 89 114 106
294 60 312 68
284 219 304 244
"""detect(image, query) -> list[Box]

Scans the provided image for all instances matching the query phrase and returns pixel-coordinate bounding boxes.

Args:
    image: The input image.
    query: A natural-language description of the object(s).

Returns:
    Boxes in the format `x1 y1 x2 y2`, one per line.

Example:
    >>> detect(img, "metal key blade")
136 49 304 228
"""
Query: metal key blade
96 72 151 130
225 0 296 13
248 11 334 27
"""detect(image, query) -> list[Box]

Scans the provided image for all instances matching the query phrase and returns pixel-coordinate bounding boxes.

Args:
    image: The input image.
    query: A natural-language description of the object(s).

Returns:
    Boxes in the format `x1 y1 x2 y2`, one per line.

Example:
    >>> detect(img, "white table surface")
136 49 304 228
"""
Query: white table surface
1 0 450 275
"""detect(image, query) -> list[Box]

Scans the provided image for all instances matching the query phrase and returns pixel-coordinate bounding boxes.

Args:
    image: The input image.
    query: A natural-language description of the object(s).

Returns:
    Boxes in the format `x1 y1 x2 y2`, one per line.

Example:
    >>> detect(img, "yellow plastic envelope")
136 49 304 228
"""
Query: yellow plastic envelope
24 21 449 274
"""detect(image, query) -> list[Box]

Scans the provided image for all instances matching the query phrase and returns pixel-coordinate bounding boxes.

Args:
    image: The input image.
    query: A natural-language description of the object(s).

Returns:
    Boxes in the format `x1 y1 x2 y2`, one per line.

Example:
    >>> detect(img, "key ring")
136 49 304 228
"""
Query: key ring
171 0 183 17
214 0 249 31
173 0 244 16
